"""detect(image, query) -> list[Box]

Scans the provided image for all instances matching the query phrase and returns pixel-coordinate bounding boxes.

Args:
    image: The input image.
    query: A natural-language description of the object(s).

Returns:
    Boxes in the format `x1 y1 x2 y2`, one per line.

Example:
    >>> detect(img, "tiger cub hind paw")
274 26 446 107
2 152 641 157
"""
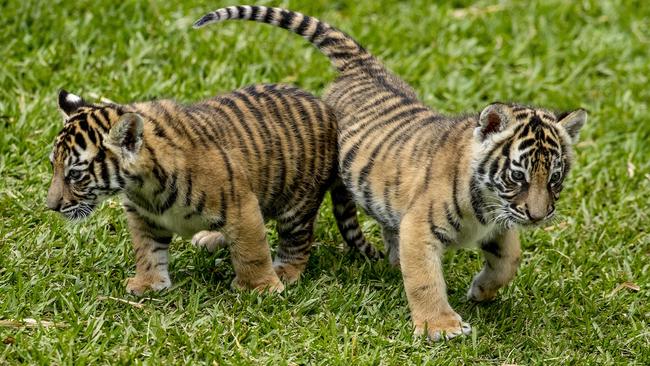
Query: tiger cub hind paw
191 231 227 252
467 282 498 302
414 312 472 342
125 275 171 296
272 262 306 284
231 275 285 294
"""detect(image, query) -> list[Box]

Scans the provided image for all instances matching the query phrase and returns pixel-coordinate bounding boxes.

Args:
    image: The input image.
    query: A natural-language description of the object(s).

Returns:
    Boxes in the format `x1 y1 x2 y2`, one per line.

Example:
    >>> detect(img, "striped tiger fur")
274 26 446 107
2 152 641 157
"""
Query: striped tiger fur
46 84 379 296
194 5 588 340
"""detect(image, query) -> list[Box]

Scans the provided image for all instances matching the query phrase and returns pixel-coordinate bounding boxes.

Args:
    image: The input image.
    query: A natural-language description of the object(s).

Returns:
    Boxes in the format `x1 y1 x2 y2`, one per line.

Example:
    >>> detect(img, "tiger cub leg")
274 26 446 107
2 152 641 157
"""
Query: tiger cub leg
272 207 318 284
400 211 471 341
467 229 521 302
191 230 228 252
225 194 284 293
381 226 400 267
124 211 173 296
330 178 382 259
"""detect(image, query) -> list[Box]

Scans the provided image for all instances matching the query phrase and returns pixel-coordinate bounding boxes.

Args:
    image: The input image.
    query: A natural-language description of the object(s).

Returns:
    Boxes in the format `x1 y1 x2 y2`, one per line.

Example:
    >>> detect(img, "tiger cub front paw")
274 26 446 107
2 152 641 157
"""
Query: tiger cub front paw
126 274 171 296
414 311 472 342
231 275 285 294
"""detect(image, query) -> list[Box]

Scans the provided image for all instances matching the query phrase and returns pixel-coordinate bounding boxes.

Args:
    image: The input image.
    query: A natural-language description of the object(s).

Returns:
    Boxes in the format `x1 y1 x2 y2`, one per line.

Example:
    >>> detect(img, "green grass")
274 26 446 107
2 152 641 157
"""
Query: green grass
1 0 649 364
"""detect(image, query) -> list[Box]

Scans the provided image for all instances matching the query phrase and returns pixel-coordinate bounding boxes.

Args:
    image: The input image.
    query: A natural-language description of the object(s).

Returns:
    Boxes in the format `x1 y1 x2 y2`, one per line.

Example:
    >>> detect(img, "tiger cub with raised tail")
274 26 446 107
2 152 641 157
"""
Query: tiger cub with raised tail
47 84 379 296
194 6 587 340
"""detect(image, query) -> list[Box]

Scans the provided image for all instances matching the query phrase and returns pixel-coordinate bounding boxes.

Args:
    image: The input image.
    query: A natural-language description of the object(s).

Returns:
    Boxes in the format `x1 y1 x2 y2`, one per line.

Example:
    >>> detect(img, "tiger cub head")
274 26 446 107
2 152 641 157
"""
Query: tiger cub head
47 90 144 220
473 102 587 227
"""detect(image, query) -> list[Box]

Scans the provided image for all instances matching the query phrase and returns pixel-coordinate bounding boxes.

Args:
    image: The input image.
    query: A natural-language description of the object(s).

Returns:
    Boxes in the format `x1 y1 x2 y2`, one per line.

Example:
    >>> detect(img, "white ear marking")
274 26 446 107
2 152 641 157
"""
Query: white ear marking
65 94 83 104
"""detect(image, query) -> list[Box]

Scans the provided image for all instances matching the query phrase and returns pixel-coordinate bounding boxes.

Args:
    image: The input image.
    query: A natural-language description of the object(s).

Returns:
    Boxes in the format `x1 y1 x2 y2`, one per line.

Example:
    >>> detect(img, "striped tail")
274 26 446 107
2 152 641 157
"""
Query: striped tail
193 5 376 73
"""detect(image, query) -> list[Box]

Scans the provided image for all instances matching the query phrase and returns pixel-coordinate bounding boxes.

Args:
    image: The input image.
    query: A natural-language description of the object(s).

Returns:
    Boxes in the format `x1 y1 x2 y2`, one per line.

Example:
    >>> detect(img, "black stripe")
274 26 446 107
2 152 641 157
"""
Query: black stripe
152 244 169 253
470 175 487 225
236 6 246 17
428 206 453 246
329 51 354 61
310 20 325 42
518 138 536 151
67 114 87 126
515 113 529 121
96 109 111 131
452 163 463 220
263 7 274 23
279 9 294 29
158 173 178 213
74 133 86 150
444 203 461 232
250 6 260 20
86 128 97 144
295 15 310 35
219 188 227 220
431 227 452 246
215 145 236 199
145 144 168 192
195 191 206 214
546 135 560 149
109 157 125 188
99 159 110 186
185 172 193 206
77 118 89 132
318 36 341 48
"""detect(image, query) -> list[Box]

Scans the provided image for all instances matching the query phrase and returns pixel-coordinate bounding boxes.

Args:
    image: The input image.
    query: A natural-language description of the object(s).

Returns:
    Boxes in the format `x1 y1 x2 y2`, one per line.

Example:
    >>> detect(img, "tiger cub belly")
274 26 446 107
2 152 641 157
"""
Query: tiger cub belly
135 203 208 239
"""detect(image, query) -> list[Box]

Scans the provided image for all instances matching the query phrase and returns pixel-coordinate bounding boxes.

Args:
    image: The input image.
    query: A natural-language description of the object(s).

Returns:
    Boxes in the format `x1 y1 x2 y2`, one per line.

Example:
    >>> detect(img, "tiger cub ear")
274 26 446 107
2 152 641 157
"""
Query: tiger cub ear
58 89 87 117
107 113 144 160
556 109 587 144
476 103 512 140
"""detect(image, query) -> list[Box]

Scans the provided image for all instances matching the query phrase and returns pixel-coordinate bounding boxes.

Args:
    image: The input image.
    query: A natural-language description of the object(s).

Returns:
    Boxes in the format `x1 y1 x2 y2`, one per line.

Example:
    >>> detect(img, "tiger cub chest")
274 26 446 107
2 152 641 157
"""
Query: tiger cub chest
452 218 500 249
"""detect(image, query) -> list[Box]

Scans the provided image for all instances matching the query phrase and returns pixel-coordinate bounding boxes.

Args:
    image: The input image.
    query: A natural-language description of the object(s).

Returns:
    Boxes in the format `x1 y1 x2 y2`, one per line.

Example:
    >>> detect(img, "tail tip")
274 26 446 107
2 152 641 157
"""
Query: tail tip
193 13 218 28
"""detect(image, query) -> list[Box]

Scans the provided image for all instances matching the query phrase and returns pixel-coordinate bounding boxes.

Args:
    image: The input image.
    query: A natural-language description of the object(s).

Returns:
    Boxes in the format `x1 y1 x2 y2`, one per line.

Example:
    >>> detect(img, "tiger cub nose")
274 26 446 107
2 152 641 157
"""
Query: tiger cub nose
47 199 62 212
526 204 552 222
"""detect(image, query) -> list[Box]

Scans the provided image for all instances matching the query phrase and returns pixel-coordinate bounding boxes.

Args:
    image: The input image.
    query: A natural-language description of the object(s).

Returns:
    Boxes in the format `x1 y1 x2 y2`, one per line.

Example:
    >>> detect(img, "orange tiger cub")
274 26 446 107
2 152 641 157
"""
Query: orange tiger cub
47 84 379 296
195 6 587 341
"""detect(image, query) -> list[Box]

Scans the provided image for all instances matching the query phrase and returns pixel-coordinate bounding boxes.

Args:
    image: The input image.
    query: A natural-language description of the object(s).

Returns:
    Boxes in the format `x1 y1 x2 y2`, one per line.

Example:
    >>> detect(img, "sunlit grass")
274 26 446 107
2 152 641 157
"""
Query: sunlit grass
1 0 648 364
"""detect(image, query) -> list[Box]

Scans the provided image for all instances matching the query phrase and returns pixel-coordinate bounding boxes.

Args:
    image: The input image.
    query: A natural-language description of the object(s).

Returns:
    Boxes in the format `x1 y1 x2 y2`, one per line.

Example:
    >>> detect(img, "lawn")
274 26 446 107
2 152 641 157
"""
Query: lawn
1 0 648 364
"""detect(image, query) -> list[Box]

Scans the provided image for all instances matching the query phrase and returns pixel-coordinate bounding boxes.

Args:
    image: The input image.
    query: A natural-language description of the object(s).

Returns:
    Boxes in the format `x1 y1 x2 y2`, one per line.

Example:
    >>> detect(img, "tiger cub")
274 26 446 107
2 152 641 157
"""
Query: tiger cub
195 6 587 340
46 84 379 296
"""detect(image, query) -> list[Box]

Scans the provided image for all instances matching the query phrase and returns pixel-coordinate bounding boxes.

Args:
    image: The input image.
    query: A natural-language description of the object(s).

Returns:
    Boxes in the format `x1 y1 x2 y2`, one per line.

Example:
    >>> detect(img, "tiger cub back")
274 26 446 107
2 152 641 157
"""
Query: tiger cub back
47 84 379 296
